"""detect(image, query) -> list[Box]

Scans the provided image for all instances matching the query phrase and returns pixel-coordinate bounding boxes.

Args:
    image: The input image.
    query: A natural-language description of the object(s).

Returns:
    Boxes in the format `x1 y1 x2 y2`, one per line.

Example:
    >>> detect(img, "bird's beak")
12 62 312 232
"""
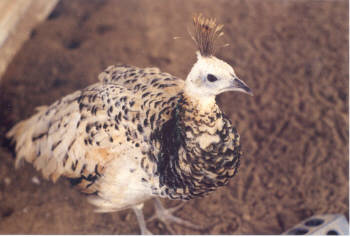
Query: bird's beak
231 76 253 96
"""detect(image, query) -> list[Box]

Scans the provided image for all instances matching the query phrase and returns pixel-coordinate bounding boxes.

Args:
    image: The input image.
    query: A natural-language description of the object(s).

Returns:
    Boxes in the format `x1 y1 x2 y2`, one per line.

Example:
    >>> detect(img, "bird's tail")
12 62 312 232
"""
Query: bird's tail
6 106 48 168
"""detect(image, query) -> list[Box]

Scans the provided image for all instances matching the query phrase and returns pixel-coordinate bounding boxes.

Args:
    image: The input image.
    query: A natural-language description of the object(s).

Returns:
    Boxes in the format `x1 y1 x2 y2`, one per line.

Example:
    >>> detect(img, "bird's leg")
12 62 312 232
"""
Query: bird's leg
132 203 152 235
147 197 202 234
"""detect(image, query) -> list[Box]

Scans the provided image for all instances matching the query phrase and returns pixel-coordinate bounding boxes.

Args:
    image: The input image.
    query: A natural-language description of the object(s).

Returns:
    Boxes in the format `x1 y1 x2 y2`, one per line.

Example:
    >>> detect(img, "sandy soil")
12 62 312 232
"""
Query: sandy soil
0 0 348 234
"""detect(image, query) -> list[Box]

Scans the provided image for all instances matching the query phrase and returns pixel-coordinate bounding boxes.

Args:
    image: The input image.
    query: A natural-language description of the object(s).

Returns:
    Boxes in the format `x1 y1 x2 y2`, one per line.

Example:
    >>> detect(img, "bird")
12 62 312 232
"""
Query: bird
6 14 252 234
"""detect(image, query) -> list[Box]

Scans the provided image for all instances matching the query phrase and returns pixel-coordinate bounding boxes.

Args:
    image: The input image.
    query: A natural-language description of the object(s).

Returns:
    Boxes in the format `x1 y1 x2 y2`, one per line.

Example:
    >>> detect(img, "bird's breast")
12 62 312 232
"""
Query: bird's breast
148 96 242 200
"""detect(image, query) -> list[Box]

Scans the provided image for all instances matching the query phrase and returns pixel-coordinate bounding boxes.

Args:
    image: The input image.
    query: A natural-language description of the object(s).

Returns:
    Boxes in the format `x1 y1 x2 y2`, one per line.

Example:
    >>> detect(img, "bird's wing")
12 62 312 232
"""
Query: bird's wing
7 85 108 192
7 65 184 194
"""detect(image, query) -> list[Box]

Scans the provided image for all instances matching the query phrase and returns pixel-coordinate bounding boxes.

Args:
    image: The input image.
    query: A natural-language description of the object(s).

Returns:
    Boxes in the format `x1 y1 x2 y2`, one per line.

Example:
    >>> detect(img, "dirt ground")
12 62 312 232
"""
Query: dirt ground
0 0 348 234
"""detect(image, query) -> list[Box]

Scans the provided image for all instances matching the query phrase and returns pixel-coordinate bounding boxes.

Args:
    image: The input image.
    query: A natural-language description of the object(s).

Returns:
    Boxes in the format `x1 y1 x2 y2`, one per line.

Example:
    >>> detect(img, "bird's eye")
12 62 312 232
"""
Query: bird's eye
207 74 218 82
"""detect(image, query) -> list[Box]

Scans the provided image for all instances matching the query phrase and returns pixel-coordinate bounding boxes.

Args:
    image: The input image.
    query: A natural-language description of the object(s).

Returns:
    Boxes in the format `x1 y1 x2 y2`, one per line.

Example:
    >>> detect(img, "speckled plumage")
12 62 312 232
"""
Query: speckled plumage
7 14 252 234
7 63 241 207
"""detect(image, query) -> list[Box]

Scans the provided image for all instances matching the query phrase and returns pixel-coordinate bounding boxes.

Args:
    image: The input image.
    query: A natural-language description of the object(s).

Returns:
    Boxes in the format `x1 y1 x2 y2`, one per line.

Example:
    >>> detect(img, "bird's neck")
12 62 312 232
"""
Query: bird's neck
186 95 217 113
183 88 216 113
175 94 227 155
155 94 241 200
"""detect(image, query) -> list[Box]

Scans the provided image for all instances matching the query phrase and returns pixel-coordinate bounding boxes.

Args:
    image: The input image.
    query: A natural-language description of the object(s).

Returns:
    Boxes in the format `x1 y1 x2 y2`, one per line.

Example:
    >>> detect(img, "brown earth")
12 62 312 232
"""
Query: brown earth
0 0 348 234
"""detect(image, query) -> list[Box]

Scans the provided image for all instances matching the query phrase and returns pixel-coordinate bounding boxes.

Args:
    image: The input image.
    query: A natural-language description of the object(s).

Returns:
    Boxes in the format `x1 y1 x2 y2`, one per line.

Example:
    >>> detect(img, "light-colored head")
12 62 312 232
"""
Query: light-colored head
185 14 252 105
185 53 252 97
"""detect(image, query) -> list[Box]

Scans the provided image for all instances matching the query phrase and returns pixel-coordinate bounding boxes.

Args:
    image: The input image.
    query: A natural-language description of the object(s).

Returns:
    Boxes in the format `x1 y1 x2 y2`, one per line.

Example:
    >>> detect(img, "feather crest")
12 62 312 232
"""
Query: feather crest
192 13 224 56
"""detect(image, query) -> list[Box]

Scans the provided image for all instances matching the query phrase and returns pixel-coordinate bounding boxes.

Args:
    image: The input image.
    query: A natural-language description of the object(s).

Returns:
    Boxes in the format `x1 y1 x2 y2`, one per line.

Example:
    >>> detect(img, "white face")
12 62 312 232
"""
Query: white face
185 54 252 98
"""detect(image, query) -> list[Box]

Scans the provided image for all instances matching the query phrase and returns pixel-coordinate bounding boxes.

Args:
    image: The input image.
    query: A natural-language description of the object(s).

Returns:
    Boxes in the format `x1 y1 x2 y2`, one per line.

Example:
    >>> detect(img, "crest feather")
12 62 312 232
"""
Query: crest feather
192 13 224 56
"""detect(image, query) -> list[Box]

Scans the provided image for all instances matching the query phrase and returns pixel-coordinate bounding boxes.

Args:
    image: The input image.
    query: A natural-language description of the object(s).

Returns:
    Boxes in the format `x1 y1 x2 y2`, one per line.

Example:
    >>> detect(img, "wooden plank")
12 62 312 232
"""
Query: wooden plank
0 0 60 80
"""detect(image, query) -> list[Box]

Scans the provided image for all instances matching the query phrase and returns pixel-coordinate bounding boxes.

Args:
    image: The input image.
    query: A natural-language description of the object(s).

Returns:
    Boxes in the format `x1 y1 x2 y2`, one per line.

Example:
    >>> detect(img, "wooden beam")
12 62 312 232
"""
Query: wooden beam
0 0 59 80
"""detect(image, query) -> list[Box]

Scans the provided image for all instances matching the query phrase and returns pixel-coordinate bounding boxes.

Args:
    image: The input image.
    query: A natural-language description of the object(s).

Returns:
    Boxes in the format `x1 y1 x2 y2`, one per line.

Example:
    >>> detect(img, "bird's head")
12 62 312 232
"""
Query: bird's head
184 14 252 106
185 53 252 97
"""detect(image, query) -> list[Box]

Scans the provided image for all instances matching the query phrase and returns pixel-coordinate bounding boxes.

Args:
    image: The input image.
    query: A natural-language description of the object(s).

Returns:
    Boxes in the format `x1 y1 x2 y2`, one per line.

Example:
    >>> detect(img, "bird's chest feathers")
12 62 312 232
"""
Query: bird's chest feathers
153 96 241 200
196 133 220 150
181 97 226 150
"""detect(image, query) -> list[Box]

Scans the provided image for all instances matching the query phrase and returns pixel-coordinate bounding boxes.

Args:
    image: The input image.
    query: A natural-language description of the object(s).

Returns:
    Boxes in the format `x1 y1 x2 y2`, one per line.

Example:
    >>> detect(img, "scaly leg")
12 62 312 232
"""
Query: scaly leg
132 203 152 235
147 198 202 234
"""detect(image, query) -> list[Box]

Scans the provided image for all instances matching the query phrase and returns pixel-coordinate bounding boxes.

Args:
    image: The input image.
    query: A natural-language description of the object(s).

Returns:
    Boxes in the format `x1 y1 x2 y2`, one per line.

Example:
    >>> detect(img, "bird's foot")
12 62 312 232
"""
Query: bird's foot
147 198 202 234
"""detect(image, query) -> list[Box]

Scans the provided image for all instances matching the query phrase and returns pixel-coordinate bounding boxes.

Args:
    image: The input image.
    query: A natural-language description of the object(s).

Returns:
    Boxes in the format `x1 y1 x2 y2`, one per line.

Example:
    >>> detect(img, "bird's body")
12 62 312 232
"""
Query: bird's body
7 14 252 234
7 64 240 209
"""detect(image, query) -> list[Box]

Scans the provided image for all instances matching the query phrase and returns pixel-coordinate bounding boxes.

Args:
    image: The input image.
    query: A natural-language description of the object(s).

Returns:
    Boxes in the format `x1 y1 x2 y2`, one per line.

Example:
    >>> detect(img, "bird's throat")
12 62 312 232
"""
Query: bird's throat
183 89 216 113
